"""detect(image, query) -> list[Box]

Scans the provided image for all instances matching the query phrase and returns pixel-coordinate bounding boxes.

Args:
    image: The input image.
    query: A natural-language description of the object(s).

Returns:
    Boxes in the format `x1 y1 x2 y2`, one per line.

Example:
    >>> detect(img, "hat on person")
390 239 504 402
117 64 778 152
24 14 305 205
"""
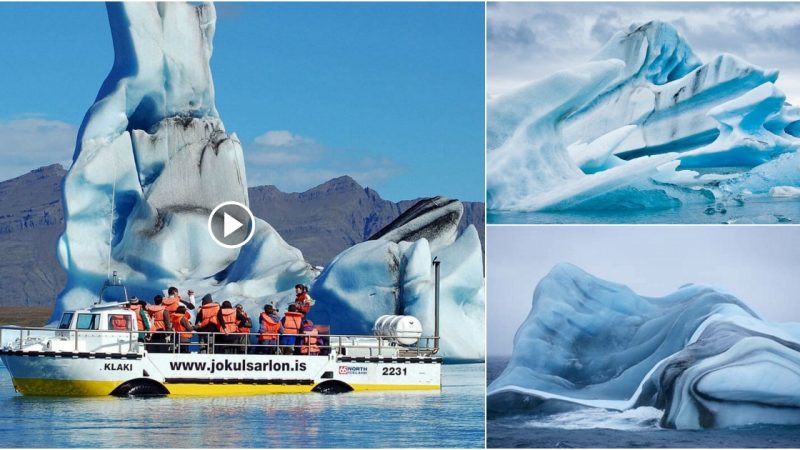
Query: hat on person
130 296 140 304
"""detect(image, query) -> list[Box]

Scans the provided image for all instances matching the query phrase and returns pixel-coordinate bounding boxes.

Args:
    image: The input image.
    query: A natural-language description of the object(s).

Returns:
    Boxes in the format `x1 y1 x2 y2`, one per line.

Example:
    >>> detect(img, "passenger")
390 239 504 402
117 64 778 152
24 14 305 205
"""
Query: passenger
164 286 196 313
218 301 247 354
258 304 283 354
300 320 320 356
281 304 305 355
235 304 253 353
294 284 314 316
126 297 151 342
194 294 221 353
170 305 194 353
145 295 173 353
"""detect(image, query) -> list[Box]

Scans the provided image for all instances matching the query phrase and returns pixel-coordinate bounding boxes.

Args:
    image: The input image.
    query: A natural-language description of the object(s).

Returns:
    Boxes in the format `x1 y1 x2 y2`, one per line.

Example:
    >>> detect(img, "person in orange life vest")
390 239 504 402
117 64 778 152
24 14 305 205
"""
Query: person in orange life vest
281 304 305 355
294 284 314 316
170 305 194 353
235 304 253 353
300 319 320 356
125 297 151 342
163 286 196 314
194 294 220 353
217 300 248 354
145 295 173 353
257 304 283 354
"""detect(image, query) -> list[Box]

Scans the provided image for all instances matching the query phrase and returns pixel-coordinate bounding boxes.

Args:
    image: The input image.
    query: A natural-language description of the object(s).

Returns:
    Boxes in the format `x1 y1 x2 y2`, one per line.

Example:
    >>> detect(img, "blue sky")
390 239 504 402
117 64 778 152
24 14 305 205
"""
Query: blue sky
487 226 800 356
0 2 485 202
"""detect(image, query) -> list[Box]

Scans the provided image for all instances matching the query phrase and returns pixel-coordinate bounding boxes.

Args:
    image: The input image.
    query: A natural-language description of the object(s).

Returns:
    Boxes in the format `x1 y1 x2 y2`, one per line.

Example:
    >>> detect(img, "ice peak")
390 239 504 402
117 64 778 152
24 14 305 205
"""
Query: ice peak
81 2 219 142
593 20 702 85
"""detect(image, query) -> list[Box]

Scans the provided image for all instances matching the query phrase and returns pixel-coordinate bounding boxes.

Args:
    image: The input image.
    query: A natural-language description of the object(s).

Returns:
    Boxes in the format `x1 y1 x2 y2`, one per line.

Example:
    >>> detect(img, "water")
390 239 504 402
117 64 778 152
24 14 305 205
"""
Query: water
488 199 800 224
486 357 800 448
0 360 485 448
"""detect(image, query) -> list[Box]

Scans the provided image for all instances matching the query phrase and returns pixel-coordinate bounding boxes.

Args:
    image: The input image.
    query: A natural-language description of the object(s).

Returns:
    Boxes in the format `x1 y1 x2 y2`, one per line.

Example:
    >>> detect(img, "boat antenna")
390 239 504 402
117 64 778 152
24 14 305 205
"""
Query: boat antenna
432 257 440 354
107 148 117 281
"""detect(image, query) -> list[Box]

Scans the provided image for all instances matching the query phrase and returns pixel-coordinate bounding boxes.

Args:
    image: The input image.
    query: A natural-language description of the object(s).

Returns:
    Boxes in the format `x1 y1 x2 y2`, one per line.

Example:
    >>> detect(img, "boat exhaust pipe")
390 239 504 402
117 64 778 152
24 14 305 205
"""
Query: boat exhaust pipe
433 257 440 354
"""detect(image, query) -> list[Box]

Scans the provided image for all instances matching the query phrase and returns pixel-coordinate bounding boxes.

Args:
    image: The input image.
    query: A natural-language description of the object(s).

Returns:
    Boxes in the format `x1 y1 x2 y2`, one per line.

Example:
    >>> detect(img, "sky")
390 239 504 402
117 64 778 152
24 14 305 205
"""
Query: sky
488 2 800 103
0 2 485 202
487 226 800 356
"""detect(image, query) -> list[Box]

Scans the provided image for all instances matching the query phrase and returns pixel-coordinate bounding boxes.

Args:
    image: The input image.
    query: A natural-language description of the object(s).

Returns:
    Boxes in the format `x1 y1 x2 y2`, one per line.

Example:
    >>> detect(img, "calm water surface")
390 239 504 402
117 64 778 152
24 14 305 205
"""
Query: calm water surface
0 360 484 448
488 199 800 224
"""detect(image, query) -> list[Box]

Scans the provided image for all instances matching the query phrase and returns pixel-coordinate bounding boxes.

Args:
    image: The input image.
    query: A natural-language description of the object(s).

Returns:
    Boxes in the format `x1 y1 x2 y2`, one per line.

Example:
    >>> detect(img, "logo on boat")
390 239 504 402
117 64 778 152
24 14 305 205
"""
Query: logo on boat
103 363 133 371
338 365 367 375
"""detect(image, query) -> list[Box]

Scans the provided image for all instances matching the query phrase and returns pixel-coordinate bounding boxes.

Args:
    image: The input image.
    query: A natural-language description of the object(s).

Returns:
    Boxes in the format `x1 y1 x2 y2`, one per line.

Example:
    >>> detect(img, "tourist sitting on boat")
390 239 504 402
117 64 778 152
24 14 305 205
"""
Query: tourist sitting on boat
195 294 220 353
235 303 253 351
218 300 248 354
125 297 151 342
294 284 314 316
281 304 305 355
146 295 173 353
258 304 283 354
300 320 320 356
170 305 194 353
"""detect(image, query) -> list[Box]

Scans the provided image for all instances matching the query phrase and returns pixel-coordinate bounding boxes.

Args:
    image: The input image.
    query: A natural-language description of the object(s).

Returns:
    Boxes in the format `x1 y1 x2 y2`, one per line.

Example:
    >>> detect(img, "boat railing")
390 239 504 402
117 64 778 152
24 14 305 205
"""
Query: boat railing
0 326 440 357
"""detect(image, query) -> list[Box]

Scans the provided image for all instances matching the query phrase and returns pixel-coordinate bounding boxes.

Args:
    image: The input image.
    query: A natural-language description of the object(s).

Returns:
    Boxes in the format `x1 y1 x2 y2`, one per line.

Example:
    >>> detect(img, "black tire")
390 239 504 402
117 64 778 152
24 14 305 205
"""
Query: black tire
312 380 354 395
111 379 169 398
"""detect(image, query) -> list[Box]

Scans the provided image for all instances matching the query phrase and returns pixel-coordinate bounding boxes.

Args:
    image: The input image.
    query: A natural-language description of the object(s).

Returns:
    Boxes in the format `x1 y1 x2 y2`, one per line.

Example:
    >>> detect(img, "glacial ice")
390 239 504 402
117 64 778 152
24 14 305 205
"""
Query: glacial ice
487 263 800 429
487 20 800 213
53 2 484 362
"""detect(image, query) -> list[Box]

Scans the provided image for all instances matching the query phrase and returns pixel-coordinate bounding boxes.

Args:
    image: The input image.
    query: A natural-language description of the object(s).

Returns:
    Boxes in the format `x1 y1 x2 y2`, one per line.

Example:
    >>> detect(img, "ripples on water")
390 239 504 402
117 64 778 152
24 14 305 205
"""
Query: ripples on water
0 361 485 448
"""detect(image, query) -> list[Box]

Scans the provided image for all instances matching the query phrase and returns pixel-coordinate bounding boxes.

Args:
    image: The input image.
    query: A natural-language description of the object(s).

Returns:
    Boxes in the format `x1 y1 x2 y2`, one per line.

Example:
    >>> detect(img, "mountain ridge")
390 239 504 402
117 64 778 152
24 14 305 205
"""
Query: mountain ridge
0 165 484 307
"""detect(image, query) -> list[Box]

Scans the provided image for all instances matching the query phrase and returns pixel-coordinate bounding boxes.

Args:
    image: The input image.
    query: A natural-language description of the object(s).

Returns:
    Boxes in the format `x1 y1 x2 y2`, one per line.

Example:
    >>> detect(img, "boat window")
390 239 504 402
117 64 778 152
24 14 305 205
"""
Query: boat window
108 314 131 331
58 313 74 330
76 314 100 330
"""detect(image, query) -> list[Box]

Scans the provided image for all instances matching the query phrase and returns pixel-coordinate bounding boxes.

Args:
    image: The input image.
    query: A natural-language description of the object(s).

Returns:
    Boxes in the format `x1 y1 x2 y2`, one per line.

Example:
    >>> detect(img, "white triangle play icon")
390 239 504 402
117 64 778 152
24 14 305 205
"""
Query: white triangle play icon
223 212 243 238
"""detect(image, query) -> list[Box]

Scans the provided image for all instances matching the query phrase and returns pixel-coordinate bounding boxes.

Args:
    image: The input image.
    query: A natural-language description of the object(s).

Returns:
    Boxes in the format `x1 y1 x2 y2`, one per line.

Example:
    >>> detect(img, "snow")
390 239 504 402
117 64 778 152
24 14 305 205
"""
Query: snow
53 3 484 363
488 263 800 429
488 20 800 213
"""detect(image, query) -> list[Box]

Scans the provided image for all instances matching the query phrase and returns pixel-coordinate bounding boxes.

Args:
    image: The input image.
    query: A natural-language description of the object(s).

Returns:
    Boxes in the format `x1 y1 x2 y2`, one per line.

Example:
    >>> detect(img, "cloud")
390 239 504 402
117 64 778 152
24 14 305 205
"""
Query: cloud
0 116 77 181
244 130 404 193
487 2 800 103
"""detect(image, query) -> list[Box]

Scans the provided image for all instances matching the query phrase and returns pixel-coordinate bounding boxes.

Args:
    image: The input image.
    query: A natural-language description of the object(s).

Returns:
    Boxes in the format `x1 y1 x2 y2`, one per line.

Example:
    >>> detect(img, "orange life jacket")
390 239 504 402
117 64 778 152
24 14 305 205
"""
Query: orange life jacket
129 304 149 331
283 311 304 336
300 328 319 355
198 303 221 330
259 312 281 341
295 292 311 314
221 308 238 333
163 296 180 313
238 312 251 334
146 304 167 331
170 312 192 340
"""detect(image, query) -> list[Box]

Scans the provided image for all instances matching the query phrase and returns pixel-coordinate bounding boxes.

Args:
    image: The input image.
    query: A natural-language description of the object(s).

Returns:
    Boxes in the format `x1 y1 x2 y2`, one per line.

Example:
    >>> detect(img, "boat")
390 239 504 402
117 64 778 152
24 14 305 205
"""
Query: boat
0 266 443 397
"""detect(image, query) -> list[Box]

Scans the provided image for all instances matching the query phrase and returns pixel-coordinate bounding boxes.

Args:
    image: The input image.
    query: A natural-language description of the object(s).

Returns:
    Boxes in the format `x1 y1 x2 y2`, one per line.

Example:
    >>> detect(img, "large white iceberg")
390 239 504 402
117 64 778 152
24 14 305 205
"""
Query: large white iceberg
487 263 800 429
488 21 800 213
53 2 484 362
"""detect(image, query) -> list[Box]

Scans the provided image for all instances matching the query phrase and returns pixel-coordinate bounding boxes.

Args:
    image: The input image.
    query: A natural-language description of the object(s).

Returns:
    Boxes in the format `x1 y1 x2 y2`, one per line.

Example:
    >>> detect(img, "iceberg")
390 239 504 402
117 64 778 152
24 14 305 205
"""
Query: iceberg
53 2 484 362
487 263 800 429
488 20 800 213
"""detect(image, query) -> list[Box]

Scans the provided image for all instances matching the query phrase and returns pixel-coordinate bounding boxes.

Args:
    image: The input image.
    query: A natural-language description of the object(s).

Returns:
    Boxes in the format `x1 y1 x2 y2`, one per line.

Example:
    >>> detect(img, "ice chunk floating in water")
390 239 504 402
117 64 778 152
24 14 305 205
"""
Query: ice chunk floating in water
54 2 484 362
487 263 800 429
487 20 800 214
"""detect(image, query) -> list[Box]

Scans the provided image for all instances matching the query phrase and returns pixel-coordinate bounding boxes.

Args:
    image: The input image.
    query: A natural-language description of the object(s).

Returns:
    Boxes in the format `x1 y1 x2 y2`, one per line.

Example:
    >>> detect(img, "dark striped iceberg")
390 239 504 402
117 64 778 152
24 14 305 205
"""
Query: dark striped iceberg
488 263 800 429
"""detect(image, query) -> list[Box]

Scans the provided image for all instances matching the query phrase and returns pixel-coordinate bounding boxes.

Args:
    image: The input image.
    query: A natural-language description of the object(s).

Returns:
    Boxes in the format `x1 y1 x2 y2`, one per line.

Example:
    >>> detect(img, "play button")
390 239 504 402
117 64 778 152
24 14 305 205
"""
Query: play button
208 201 255 249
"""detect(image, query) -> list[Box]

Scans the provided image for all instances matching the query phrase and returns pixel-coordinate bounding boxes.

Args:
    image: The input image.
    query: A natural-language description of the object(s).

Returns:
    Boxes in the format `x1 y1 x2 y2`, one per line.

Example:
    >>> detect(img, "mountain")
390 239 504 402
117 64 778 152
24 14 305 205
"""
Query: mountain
0 166 484 307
